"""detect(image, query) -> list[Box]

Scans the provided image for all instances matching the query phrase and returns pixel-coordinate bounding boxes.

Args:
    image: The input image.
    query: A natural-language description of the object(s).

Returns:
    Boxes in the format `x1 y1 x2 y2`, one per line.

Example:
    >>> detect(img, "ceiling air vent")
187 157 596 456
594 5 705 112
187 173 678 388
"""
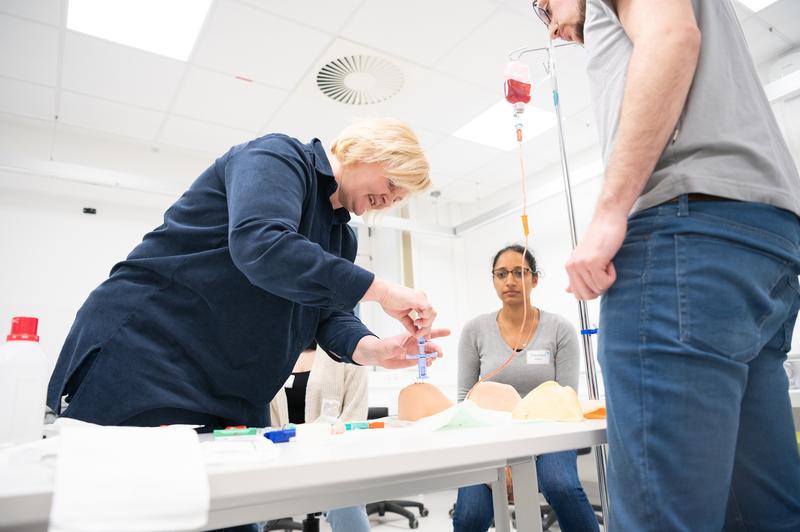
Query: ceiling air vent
317 55 404 106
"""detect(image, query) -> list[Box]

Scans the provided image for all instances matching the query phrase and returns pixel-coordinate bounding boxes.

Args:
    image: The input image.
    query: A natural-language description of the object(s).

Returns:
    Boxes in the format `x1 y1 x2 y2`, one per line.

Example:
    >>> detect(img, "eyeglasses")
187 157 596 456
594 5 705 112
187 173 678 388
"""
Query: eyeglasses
492 268 533 281
532 1 552 27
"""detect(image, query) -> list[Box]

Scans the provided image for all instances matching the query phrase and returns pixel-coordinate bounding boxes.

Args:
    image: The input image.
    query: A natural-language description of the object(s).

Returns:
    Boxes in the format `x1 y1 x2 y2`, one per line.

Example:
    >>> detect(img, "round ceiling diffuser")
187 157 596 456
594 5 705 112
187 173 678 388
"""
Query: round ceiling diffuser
317 55 404 105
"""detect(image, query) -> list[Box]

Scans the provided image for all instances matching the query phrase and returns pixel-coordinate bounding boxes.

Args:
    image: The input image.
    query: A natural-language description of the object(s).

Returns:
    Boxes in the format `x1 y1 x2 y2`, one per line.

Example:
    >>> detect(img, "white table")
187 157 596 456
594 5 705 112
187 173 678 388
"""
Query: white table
790 389 800 409
0 420 607 531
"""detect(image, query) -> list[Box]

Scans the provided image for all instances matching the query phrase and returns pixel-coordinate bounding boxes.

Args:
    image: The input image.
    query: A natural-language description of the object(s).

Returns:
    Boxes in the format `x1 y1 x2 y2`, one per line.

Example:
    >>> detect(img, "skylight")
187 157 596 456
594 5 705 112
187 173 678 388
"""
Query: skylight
737 0 780 12
453 99 557 151
67 0 212 61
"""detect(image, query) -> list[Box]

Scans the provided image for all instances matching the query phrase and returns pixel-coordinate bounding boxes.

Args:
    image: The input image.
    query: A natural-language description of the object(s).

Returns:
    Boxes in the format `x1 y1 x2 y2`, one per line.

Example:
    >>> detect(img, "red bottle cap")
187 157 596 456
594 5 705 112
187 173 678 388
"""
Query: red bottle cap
7 316 39 342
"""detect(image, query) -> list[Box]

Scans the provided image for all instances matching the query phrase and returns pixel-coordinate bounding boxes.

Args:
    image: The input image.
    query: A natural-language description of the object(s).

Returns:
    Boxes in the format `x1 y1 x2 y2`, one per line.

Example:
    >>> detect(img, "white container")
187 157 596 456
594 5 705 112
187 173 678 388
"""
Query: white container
0 316 48 446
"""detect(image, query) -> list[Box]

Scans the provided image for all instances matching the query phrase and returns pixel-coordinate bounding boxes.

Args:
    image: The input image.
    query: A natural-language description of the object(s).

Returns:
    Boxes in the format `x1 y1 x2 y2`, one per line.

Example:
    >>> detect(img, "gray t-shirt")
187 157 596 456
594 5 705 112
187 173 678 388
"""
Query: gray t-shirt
584 0 800 216
457 309 580 402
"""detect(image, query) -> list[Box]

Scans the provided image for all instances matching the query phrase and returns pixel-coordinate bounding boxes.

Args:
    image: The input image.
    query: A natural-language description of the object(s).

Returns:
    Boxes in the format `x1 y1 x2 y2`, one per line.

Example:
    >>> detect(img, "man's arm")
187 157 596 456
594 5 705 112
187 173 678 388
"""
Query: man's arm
565 0 701 300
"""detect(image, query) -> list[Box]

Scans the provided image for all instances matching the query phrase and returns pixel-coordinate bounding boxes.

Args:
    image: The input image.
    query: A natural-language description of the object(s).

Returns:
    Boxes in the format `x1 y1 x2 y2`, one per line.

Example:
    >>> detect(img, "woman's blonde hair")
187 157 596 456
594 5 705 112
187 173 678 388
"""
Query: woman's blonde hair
330 117 431 194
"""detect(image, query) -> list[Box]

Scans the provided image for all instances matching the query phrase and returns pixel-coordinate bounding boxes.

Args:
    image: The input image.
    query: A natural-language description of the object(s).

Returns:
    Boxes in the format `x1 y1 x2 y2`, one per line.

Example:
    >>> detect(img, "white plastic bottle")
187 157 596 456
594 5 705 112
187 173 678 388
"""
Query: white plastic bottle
0 316 48 446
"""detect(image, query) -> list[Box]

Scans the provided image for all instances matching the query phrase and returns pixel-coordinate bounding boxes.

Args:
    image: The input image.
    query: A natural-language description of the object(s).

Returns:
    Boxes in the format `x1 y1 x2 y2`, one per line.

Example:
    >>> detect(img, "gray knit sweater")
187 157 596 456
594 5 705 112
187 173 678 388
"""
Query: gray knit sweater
457 309 580 402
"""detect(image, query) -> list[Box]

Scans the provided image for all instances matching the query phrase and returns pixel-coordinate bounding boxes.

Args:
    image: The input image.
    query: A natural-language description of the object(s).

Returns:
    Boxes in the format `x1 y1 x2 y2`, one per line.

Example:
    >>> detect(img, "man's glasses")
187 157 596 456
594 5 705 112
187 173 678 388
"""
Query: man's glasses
532 1 552 27
492 268 533 281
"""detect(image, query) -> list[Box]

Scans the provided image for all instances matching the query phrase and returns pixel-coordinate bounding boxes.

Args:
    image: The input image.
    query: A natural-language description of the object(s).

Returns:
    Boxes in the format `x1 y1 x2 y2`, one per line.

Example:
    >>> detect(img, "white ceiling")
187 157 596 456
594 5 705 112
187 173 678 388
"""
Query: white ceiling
0 0 798 204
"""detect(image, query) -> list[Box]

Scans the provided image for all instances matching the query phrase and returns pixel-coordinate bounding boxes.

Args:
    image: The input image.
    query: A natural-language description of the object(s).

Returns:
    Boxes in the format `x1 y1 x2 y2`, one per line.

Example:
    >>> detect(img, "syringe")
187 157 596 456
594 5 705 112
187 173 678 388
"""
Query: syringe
405 336 435 380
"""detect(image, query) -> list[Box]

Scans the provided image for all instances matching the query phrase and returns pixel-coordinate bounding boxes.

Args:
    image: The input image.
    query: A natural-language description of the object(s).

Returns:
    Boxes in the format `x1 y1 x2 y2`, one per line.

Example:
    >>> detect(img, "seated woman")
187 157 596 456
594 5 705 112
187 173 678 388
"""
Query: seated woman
269 342 371 532
453 245 599 532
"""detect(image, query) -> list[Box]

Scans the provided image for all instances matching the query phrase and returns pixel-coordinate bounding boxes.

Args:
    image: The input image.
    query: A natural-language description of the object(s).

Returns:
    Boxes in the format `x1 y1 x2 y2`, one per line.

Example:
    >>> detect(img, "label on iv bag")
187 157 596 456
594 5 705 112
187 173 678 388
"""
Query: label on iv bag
526 349 551 365
284 375 295 389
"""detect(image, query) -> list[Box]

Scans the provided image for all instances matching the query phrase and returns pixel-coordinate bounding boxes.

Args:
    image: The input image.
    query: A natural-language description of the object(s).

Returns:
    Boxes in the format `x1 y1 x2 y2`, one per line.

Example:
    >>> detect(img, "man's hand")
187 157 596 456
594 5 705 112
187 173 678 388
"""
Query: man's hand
352 329 450 369
565 210 627 300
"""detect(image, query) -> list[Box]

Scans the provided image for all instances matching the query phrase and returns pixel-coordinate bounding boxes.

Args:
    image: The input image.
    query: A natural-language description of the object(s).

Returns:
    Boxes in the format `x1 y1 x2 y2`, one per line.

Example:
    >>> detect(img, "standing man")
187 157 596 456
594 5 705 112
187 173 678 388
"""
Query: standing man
535 0 800 530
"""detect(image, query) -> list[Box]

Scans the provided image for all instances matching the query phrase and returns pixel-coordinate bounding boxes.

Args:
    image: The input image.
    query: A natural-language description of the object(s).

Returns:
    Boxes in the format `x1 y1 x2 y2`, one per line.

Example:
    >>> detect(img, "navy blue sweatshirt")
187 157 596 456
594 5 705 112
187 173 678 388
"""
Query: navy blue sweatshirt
47 134 375 426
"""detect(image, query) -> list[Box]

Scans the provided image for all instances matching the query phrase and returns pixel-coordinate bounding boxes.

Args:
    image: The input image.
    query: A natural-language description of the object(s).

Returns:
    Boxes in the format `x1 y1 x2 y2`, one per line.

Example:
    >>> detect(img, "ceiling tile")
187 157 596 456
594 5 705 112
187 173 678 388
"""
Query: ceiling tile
435 7 548 92
192 0 332 90
239 0 362 33
158 115 254 155
0 0 62 26
0 14 58 86
172 67 288 131
741 13 794 67
428 172 461 192
438 177 502 203
263 87 381 148
464 146 554 191
340 0 499 67
426 136 504 182
62 31 185 111
389 65 500 136
269 38 500 139
0 77 55 120
757 0 800 46
58 91 164 141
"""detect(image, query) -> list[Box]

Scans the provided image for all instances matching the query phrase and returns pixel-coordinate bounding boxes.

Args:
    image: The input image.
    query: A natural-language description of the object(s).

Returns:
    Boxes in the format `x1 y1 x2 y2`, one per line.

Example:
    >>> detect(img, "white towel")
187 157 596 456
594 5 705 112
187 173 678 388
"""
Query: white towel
49 424 209 532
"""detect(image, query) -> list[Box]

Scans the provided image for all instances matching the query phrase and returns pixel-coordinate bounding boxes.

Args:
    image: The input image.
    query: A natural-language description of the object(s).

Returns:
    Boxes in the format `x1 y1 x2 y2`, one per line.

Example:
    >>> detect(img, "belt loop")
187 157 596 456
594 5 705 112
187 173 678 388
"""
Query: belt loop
677 194 689 217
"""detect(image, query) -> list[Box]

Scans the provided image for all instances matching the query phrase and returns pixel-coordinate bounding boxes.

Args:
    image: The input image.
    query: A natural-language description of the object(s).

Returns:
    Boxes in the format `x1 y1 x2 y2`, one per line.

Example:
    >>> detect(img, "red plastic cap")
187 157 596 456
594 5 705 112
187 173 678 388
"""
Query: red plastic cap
7 316 39 342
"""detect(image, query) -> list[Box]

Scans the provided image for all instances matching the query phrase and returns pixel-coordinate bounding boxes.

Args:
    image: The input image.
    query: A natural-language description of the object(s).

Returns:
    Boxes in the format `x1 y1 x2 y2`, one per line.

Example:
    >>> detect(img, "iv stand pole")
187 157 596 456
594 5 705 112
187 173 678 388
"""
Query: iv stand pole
509 41 611 529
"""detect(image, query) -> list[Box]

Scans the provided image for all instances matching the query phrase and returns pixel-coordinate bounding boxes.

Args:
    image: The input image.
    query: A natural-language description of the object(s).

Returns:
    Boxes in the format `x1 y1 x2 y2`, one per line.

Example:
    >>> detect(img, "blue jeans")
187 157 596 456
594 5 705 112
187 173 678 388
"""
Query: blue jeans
325 505 370 531
452 450 599 532
599 196 800 531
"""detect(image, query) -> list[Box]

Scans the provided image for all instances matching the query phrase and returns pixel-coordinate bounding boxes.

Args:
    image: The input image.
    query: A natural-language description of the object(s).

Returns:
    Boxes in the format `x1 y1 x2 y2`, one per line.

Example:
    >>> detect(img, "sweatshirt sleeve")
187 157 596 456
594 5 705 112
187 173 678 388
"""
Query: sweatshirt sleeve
222 138 374 311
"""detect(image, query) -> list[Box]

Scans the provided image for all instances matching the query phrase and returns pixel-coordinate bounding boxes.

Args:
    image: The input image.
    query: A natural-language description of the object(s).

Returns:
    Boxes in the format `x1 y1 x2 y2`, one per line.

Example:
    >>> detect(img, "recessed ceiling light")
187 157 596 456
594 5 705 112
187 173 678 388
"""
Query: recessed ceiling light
67 0 212 61
737 0 779 12
453 99 557 151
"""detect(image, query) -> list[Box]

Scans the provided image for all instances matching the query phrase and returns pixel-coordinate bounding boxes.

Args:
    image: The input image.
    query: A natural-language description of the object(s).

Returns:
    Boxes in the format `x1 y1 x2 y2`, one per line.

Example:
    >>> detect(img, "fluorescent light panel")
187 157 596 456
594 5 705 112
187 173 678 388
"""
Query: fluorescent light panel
737 0 779 12
453 99 557 151
67 0 212 61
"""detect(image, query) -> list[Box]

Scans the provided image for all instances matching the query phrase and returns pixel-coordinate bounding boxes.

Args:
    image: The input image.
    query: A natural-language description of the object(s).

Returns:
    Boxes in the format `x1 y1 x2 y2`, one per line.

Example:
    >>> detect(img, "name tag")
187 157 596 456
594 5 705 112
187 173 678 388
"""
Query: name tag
284 375 295 389
526 349 551 365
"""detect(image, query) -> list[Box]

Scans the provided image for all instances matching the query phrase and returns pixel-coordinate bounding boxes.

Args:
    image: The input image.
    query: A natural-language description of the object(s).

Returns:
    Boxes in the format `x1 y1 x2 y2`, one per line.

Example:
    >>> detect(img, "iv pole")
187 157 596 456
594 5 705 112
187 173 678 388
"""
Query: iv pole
508 40 611 529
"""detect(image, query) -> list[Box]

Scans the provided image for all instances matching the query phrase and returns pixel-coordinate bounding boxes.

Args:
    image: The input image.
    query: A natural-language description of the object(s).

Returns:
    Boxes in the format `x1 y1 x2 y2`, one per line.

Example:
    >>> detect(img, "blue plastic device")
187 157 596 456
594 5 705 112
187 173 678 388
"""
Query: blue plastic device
405 336 434 380
264 427 296 443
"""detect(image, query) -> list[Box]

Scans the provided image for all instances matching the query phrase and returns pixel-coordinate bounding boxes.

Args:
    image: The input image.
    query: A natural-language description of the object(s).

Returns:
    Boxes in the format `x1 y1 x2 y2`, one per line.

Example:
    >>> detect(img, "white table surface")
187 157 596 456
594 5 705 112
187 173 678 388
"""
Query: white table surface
790 389 800 409
0 420 607 532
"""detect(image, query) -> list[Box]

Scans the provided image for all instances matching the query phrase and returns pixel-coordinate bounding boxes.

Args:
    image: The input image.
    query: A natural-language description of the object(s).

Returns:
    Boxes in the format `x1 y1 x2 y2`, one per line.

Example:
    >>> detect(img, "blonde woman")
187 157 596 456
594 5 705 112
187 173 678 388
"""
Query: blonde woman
46 118 448 532
270 341 370 531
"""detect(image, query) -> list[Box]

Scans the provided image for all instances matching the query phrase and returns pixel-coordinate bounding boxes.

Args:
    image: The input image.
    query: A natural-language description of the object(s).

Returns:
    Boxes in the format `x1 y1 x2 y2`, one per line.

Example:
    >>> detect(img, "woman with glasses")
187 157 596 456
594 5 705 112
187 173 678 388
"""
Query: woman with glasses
452 244 598 532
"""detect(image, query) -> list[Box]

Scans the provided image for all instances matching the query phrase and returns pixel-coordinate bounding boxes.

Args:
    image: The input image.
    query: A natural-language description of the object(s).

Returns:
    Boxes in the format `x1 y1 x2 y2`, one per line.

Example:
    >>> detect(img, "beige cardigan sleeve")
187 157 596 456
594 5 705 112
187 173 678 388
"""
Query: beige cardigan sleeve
305 349 369 423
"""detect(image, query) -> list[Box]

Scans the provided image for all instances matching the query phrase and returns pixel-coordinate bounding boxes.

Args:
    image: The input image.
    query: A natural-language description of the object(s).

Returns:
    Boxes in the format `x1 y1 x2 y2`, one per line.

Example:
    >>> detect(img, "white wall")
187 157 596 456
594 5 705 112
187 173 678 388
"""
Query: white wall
0 172 168 375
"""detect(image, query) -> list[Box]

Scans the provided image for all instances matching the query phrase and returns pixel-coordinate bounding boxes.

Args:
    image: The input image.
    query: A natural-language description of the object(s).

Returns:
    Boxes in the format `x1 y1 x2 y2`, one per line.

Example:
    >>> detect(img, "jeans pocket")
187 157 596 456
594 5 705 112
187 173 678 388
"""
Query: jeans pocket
778 275 800 352
675 235 784 361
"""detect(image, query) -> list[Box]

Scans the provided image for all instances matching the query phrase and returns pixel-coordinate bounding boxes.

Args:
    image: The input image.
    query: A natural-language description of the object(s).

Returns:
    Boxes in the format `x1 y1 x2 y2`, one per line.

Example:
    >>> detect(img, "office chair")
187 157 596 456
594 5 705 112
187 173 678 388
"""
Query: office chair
365 406 430 529
263 513 320 532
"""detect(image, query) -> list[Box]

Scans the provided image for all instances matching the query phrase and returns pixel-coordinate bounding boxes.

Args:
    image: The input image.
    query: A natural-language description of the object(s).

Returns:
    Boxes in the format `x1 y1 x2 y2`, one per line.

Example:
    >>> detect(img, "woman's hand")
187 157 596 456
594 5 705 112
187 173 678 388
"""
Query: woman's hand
352 329 450 369
363 278 437 337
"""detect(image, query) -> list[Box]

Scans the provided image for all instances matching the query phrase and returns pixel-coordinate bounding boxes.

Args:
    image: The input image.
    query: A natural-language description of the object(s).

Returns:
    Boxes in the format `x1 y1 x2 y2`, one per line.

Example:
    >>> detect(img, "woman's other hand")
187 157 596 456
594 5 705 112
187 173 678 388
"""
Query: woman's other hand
363 278 437 337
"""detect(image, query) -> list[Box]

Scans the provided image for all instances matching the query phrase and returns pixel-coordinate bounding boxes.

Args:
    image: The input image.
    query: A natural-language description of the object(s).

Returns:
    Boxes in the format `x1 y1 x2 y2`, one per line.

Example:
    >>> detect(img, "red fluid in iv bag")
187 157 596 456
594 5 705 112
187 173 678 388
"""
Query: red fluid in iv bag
505 79 531 105
504 60 532 105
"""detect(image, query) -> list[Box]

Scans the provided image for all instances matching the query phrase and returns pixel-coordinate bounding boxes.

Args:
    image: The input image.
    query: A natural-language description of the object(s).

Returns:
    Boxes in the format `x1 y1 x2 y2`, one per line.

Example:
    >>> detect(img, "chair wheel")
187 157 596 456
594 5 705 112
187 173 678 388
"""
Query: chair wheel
420 508 429 517
409 518 419 529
